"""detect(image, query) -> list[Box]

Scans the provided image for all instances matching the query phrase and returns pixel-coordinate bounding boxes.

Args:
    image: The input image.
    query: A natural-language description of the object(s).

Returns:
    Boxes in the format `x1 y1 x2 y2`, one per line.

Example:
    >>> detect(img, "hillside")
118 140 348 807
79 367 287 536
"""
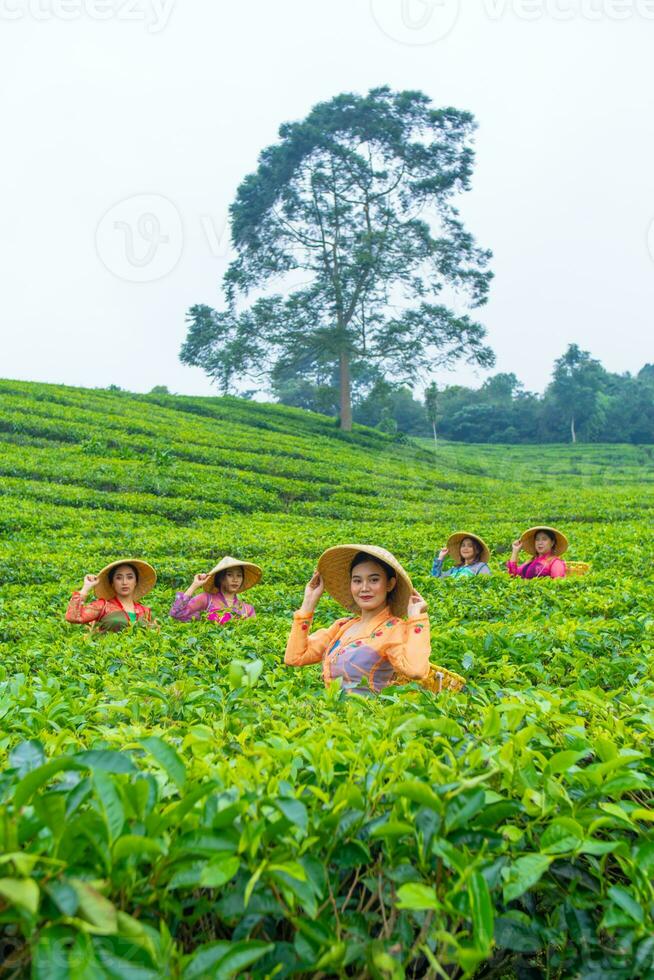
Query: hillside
1 379 653 978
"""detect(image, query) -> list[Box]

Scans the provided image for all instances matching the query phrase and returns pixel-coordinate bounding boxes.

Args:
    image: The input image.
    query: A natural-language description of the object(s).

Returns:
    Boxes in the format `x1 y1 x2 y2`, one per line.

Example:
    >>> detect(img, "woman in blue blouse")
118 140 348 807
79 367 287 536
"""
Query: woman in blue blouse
431 532 491 578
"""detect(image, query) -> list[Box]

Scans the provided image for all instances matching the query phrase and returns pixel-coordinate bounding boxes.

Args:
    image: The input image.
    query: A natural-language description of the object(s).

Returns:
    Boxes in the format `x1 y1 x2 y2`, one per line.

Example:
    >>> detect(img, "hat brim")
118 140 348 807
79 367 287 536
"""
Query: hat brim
520 526 569 557
317 544 412 618
203 558 262 594
95 559 157 601
446 531 490 565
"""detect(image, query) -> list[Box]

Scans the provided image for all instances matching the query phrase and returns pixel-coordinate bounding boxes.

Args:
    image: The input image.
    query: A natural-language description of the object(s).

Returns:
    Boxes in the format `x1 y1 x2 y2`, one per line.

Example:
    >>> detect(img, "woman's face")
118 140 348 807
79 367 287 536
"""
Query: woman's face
534 531 555 555
221 567 244 594
459 537 477 562
112 565 138 600
350 560 396 613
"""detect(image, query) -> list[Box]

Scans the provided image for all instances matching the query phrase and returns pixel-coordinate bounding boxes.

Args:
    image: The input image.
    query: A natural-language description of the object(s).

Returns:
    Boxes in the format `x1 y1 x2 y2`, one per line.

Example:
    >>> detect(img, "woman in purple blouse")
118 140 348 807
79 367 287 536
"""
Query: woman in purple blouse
170 556 262 624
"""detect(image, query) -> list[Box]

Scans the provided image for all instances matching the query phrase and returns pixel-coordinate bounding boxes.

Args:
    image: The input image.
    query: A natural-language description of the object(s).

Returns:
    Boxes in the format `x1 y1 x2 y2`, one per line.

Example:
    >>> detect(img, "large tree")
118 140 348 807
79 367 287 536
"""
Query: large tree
181 86 495 430
547 344 606 443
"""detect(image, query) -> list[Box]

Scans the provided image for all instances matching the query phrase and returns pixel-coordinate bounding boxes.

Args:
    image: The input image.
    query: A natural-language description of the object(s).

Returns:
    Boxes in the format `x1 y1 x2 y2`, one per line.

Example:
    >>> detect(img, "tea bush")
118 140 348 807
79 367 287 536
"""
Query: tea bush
0 380 653 978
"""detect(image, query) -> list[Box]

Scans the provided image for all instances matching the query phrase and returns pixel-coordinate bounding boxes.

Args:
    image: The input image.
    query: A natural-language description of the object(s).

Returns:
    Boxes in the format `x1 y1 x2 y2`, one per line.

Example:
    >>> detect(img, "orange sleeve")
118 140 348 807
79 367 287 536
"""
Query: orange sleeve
284 613 346 667
66 593 106 624
383 615 431 679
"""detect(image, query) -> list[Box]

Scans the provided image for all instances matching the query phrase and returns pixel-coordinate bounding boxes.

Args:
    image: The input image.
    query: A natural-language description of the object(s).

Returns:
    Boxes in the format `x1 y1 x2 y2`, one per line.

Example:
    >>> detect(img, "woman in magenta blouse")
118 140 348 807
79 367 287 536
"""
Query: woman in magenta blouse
169 556 261 624
507 526 568 579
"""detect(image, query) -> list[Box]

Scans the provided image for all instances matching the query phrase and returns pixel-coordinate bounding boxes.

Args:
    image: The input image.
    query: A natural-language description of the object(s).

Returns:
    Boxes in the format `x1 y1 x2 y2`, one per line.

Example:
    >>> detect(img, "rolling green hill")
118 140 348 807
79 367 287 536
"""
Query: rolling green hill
1 378 653 978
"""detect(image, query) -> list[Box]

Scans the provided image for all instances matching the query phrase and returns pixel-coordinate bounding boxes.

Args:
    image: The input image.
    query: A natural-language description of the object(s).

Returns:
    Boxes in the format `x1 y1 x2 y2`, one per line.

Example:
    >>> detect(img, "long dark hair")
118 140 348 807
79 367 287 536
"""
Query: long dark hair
108 562 139 586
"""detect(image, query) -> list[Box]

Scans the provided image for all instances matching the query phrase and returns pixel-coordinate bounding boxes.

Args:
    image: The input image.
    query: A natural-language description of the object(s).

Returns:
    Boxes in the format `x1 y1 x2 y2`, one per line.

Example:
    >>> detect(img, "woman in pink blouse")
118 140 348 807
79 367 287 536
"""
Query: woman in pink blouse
169 556 261 624
507 526 568 579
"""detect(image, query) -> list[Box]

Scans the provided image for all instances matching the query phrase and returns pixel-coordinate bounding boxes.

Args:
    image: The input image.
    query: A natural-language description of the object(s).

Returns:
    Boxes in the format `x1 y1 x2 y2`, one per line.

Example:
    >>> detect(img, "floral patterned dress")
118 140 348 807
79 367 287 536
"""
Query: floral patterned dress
66 594 152 632
285 605 430 696
169 590 255 624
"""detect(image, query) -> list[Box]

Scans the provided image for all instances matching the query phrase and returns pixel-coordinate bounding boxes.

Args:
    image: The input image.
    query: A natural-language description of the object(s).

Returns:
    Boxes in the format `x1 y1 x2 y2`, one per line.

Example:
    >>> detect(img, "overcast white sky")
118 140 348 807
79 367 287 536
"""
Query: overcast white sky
2 0 653 398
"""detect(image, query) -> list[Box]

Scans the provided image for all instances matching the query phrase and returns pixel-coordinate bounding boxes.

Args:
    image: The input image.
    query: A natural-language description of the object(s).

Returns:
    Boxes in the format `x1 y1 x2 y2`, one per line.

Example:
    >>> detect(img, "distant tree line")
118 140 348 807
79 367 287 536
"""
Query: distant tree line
276 344 654 444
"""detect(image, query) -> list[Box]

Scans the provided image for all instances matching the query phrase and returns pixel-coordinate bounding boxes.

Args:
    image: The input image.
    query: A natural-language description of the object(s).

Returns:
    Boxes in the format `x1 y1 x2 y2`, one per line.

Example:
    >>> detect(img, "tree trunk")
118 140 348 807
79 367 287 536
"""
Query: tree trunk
570 415 576 443
432 420 437 450
339 350 352 431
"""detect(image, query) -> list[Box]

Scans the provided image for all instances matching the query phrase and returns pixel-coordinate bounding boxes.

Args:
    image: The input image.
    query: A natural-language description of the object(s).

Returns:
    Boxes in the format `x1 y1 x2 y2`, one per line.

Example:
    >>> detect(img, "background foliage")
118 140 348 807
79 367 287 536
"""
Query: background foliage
1 379 653 978
279 349 654 445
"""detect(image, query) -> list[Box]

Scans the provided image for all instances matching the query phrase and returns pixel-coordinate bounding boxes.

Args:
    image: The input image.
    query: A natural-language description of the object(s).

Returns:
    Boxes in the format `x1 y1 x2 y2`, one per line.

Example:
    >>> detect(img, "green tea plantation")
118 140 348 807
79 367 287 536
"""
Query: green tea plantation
1 378 653 979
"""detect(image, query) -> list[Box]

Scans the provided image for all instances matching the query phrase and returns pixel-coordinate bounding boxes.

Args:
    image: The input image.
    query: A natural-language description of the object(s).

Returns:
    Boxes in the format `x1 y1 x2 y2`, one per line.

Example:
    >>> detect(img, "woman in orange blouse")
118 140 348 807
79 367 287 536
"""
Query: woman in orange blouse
285 544 430 696
66 558 156 632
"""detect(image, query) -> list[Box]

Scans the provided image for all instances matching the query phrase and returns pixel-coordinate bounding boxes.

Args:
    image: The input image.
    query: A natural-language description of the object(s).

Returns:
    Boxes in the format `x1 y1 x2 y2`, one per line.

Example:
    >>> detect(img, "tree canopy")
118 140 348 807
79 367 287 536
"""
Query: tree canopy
181 86 494 429
548 344 606 443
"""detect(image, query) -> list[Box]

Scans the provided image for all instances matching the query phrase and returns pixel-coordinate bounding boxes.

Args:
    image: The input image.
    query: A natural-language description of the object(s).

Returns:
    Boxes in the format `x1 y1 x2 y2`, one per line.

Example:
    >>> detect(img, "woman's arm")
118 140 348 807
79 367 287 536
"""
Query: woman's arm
383 590 431 679
284 613 342 666
285 570 342 667
507 539 523 576
384 615 431 679
431 547 450 578
66 593 106 624
477 563 491 576
550 558 566 579
66 573 110 623
169 590 210 622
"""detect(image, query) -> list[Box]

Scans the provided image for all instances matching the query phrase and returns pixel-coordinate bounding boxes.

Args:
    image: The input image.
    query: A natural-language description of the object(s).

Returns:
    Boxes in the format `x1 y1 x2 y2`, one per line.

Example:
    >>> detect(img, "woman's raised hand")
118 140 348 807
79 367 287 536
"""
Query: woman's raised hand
438 547 449 560
81 573 99 596
511 538 523 555
407 589 428 619
184 572 209 597
300 571 324 613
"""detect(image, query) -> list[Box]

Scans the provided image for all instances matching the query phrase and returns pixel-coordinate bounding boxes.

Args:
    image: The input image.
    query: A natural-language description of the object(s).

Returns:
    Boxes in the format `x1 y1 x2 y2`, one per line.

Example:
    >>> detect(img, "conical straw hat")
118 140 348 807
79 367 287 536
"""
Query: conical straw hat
95 558 157 601
203 556 262 594
317 544 413 618
446 531 490 565
520 526 568 557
